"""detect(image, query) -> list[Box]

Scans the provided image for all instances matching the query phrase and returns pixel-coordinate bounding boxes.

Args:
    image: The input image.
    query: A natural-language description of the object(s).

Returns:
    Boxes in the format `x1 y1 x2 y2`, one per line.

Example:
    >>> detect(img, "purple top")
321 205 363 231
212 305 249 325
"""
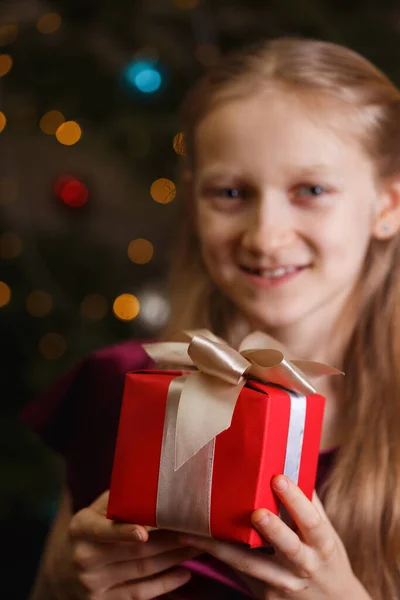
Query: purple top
21 338 336 599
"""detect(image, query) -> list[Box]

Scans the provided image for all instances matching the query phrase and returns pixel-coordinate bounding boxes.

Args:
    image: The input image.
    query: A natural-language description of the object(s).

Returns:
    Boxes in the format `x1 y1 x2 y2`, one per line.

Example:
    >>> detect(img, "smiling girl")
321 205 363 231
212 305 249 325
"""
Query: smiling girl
26 38 400 600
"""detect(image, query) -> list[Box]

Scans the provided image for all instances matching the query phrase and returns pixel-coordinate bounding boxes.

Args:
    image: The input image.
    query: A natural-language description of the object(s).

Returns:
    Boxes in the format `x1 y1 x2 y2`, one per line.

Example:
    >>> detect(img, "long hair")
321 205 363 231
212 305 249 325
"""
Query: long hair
165 38 400 598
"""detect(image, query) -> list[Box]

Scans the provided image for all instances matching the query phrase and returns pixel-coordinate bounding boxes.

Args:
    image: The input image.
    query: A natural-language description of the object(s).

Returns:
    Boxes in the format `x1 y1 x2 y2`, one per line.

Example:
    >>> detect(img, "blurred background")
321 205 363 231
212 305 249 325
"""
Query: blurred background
0 0 399 597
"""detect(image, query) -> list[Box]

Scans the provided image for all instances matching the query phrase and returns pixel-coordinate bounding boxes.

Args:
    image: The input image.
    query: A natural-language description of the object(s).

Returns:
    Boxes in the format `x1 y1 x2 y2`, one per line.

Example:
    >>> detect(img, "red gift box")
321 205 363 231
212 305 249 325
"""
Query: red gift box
108 361 326 548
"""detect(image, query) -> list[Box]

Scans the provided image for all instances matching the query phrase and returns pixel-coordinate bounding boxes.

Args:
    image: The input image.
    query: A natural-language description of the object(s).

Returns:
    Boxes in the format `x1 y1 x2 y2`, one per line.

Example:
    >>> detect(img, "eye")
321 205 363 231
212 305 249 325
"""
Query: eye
297 185 327 197
215 188 242 199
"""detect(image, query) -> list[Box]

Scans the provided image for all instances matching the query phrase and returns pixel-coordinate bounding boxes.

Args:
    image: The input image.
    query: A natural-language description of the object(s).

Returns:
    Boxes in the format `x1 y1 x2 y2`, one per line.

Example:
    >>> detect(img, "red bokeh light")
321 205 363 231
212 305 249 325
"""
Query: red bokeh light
53 175 89 207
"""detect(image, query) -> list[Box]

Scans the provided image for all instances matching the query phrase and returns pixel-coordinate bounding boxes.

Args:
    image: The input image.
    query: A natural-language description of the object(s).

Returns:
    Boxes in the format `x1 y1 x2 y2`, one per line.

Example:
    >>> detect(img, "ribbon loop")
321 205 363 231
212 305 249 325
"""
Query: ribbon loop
188 335 251 386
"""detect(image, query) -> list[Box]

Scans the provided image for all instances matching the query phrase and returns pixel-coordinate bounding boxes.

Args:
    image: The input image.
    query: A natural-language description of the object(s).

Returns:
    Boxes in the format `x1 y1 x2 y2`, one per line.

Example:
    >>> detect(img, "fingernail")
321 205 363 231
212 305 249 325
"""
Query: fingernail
132 528 143 541
254 509 270 526
273 477 289 492
175 568 192 583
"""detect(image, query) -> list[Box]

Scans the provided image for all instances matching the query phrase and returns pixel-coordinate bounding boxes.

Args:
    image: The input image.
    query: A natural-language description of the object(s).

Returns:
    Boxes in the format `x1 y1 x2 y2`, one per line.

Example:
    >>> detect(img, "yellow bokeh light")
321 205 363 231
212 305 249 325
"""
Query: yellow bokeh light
0 178 17 204
173 132 186 156
128 239 154 264
0 281 11 308
26 290 53 318
56 121 82 146
39 332 66 359
174 0 199 9
0 233 22 259
40 110 65 135
81 293 108 321
0 54 12 77
113 293 140 321
37 13 62 35
0 112 6 133
0 25 18 46
150 178 176 204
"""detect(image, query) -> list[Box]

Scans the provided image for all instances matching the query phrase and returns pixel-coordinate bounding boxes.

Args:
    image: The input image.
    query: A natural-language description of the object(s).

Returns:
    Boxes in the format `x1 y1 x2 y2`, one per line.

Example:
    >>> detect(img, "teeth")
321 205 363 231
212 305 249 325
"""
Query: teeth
260 266 297 278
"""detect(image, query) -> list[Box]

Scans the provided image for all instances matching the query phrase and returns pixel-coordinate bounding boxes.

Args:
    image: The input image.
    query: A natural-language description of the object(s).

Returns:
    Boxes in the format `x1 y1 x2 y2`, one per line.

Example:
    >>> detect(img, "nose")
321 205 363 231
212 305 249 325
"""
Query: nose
241 191 296 256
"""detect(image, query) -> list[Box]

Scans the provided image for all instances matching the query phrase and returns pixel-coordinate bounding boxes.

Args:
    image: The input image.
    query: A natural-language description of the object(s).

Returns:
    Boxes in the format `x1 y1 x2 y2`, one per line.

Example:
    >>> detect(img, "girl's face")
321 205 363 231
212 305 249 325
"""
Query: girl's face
193 91 383 332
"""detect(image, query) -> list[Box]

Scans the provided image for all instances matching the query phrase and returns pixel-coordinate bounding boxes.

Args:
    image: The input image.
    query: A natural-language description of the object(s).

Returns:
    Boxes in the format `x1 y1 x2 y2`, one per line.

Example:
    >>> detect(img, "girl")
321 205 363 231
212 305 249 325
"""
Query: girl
25 37 400 600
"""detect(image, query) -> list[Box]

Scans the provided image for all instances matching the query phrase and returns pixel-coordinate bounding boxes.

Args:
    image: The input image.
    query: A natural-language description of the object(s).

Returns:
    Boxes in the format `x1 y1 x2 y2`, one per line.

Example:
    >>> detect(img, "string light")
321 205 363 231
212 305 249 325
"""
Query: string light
26 291 53 318
0 25 18 46
137 289 170 330
36 13 62 35
0 54 12 77
81 294 108 320
0 112 6 133
128 239 154 264
0 233 22 259
56 121 82 146
39 333 66 359
150 178 176 204
173 132 186 156
53 175 89 207
0 178 17 204
0 281 11 308
113 293 140 321
40 110 65 135
123 59 163 94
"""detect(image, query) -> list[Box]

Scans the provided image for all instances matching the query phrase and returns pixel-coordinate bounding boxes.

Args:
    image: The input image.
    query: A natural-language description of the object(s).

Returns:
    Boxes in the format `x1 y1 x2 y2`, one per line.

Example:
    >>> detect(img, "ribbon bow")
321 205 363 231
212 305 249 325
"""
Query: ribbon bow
143 330 341 470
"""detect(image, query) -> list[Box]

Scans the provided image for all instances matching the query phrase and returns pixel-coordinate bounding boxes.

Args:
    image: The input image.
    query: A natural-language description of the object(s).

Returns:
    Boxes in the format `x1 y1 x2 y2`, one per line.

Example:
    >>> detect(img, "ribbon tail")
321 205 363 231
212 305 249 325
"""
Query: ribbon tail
175 371 245 470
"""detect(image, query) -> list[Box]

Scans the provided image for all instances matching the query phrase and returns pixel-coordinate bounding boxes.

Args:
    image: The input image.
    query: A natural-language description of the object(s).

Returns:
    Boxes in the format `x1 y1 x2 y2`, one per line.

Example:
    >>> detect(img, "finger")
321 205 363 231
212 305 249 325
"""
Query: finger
271 476 334 552
179 535 298 589
79 547 201 592
312 491 328 518
73 533 192 569
251 508 312 573
69 506 149 543
108 568 192 600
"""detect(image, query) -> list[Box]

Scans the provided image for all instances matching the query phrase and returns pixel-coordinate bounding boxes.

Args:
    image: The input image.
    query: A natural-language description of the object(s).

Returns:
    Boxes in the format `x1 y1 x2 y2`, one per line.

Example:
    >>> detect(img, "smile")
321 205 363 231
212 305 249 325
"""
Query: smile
239 264 308 287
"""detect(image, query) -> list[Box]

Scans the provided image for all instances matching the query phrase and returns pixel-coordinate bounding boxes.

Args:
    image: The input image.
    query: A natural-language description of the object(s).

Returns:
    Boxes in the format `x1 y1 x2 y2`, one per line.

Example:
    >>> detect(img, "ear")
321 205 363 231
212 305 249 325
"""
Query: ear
372 178 400 240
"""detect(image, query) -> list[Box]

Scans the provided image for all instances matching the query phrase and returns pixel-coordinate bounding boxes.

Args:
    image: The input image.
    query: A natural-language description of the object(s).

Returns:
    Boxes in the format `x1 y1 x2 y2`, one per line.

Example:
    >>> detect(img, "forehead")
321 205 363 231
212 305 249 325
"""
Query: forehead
194 91 367 177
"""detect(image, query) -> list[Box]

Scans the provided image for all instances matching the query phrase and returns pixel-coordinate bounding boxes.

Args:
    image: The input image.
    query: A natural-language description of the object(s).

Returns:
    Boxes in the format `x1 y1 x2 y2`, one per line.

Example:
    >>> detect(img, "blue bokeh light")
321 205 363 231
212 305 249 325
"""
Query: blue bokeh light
123 60 163 94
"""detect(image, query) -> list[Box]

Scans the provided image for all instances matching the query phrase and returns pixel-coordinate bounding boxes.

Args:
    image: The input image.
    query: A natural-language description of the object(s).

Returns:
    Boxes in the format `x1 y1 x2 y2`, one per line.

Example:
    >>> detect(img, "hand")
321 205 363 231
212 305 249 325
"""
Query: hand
179 476 372 600
66 490 200 599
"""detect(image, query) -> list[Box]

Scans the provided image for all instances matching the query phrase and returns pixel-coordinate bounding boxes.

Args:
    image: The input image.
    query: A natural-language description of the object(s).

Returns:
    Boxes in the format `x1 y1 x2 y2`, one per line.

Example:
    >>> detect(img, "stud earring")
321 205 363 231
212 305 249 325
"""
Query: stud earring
382 223 390 233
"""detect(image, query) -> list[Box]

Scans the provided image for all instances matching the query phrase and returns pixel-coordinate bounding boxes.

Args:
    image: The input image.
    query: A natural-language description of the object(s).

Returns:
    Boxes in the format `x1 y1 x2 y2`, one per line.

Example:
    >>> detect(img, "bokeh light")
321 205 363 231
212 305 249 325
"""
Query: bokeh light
39 333 66 359
40 110 65 135
150 178 176 204
54 175 89 207
113 293 140 321
138 290 170 330
26 291 53 318
37 13 62 35
81 293 108 321
123 60 162 93
0 178 17 204
0 54 12 77
0 233 23 259
174 0 200 9
56 121 82 146
0 25 18 46
0 112 6 133
128 239 154 264
173 132 186 156
0 281 11 308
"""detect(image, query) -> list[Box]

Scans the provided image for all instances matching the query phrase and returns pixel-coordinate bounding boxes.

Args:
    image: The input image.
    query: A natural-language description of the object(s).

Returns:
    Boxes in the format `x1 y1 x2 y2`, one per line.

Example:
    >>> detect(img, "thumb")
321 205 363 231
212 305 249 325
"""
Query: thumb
69 490 149 543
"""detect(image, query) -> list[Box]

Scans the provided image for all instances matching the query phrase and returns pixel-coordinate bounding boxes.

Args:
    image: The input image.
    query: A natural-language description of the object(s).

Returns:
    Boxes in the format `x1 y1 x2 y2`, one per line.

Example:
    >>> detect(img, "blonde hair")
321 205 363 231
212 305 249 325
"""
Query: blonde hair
165 38 400 598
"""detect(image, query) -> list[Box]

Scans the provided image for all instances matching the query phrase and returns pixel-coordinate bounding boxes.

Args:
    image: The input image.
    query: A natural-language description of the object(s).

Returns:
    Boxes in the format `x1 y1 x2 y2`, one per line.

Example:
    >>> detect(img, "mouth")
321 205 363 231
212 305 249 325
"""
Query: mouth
239 264 308 279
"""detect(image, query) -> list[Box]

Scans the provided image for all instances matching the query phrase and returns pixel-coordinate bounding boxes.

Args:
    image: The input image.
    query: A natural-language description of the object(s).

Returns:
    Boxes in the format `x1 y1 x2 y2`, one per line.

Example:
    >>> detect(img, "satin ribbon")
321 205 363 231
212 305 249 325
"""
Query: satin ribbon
143 330 341 470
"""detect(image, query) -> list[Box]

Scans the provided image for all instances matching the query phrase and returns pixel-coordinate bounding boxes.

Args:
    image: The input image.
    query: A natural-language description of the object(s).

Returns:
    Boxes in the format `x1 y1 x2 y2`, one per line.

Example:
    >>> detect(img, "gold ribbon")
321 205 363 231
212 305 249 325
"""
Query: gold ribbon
143 330 341 470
